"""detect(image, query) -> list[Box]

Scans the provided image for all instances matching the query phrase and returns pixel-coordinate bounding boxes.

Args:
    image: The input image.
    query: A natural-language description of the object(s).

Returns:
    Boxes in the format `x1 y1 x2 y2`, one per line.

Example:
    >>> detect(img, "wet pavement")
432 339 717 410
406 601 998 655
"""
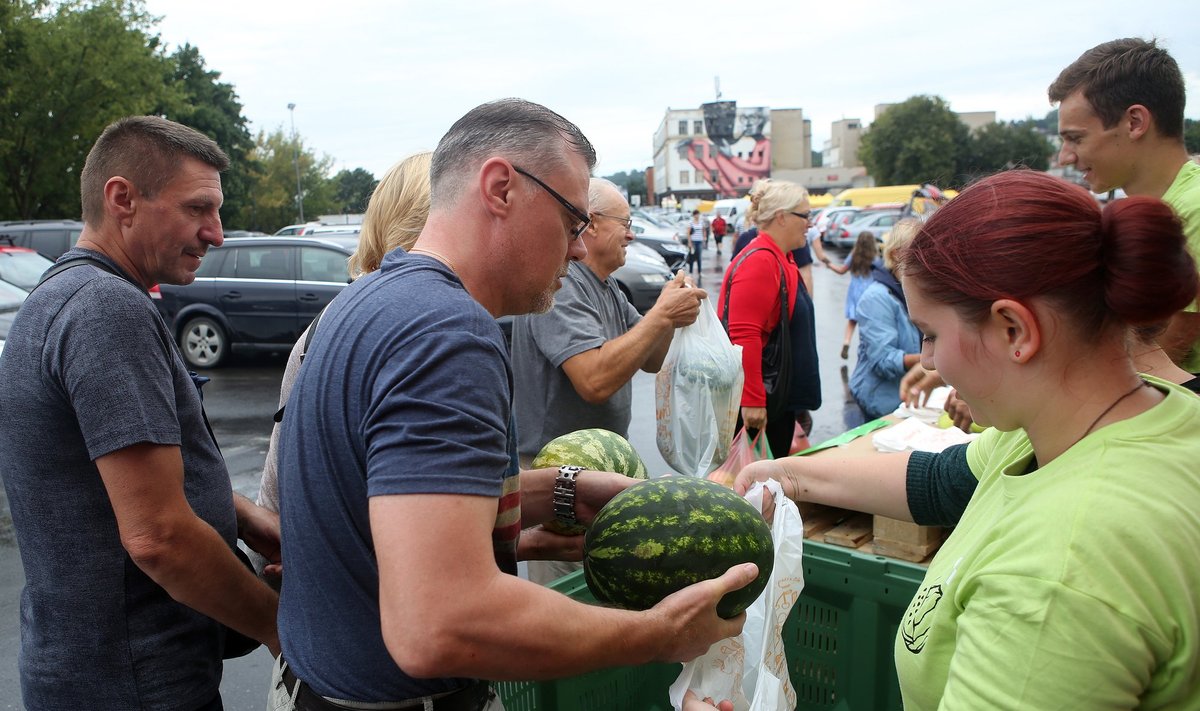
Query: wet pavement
0 240 863 708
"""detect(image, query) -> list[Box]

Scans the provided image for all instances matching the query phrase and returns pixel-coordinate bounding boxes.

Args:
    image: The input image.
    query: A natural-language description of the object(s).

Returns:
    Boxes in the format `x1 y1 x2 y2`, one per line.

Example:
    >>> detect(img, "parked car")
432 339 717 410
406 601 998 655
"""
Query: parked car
0 244 54 290
630 217 688 271
274 222 320 236
816 207 861 245
0 278 28 357
831 208 904 247
156 235 358 368
0 219 84 260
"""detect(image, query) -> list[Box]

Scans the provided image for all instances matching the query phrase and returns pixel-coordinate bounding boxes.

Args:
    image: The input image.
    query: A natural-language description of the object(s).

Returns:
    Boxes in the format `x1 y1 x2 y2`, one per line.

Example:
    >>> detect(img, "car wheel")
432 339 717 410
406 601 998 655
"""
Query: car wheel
180 316 228 369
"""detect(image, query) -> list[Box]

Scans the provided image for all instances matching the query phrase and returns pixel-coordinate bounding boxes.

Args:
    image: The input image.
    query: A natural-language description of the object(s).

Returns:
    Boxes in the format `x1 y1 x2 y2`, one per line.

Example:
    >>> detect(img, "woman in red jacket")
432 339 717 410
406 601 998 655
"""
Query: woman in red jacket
718 179 821 457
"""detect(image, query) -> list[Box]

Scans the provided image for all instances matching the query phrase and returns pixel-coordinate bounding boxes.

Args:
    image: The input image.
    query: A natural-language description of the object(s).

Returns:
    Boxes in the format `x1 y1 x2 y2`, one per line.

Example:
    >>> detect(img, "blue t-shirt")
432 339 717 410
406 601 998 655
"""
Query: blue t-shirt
0 249 234 710
277 250 519 702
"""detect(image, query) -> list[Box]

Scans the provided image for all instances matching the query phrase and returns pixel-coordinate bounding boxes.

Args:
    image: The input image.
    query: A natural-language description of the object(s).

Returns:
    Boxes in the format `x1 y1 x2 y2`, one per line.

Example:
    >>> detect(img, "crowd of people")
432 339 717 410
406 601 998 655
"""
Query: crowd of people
0 35 1197 711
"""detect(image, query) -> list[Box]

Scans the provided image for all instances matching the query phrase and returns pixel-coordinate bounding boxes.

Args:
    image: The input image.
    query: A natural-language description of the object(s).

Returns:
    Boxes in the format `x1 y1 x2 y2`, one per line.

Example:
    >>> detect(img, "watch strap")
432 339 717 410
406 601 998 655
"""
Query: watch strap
553 465 585 526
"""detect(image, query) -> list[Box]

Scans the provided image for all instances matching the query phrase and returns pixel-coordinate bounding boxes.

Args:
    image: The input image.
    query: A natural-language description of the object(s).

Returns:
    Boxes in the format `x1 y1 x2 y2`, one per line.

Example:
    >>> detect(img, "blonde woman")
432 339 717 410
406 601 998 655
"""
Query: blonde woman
716 179 821 457
254 151 432 536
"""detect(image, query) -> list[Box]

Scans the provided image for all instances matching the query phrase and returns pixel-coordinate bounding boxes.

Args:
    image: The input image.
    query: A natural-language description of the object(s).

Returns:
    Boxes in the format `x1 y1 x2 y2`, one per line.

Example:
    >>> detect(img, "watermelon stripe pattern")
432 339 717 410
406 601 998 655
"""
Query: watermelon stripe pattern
532 429 649 479
532 429 649 535
583 477 773 618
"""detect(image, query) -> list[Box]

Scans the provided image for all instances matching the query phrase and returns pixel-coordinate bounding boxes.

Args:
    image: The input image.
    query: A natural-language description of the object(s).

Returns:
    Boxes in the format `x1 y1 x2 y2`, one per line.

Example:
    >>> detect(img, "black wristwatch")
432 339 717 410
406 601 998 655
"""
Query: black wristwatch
553 465 585 526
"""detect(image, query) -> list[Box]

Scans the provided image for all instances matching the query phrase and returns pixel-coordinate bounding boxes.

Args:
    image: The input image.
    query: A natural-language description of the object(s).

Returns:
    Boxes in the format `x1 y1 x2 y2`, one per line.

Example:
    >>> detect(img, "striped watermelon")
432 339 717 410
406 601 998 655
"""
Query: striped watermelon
532 428 649 535
582 477 773 618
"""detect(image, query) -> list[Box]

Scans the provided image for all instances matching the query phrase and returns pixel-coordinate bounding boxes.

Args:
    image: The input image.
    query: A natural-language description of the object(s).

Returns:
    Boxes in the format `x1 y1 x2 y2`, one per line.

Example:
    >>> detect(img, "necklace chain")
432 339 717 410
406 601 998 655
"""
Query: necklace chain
1076 380 1148 445
409 247 458 276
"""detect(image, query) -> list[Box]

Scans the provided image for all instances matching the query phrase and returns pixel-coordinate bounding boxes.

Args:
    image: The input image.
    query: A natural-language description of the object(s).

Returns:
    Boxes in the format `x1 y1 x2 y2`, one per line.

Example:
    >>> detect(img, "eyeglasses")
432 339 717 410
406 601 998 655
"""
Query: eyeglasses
513 166 591 239
790 210 812 221
592 212 633 231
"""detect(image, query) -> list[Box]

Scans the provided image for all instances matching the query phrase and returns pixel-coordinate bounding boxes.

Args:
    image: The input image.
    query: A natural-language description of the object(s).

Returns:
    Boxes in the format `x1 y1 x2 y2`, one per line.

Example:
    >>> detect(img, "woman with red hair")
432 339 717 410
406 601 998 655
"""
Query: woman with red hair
738 170 1200 707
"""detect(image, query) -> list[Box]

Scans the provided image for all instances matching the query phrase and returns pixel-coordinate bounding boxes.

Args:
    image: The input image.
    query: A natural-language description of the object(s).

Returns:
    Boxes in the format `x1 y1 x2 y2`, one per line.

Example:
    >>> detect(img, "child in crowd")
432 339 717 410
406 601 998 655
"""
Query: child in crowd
825 231 880 359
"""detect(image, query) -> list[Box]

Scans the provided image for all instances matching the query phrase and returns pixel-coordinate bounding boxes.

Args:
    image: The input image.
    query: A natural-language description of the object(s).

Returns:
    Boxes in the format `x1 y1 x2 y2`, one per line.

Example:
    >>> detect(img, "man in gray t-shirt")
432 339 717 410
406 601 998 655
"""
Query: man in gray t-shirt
511 179 706 583
0 116 281 711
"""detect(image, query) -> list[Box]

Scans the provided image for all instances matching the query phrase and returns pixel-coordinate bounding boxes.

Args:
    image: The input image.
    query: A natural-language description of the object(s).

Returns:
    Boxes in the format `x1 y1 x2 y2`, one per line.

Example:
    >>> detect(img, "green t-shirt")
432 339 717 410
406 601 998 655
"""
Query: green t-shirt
1162 160 1200 371
894 377 1200 709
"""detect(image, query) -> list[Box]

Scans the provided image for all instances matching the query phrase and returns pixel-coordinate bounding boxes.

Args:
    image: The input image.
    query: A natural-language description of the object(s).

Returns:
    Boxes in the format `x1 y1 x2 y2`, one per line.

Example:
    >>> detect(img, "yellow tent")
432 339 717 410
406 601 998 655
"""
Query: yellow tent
696 200 716 214
808 193 834 208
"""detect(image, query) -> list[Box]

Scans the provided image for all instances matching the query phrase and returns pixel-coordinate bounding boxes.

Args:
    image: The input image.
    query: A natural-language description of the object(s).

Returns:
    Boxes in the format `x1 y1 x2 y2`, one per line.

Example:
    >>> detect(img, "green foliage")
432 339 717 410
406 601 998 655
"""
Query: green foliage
245 128 338 232
332 168 378 214
1185 118 1200 155
0 0 179 219
155 43 259 228
859 96 970 188
962 121 1055 179
811 150 823 168
602 169 646 202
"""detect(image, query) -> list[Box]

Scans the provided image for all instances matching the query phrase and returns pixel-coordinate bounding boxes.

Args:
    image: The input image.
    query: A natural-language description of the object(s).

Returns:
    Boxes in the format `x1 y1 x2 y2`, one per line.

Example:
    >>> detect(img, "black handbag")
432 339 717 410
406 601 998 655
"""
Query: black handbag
721 248 792 419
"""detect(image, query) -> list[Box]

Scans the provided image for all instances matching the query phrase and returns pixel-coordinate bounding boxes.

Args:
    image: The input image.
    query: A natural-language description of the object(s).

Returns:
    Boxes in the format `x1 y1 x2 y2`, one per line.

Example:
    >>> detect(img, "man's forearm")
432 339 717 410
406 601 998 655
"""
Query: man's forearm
563 313 674 403
129 516 280 654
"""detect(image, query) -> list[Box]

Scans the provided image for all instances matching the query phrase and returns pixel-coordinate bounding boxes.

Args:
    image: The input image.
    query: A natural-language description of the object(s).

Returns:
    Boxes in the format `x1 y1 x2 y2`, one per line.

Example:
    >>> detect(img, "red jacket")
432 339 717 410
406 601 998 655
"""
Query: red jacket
717 232 800 407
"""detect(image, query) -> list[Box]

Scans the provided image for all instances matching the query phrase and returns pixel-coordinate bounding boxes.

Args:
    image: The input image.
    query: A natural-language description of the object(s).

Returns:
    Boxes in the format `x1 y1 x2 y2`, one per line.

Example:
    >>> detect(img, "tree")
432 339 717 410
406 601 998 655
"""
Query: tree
962 121 1055 180
859 96 970 188
155 43 258 228
332 168 377 214
1185 118 1200 156
243 128 337 232
602 169 646 202
0 0 180 219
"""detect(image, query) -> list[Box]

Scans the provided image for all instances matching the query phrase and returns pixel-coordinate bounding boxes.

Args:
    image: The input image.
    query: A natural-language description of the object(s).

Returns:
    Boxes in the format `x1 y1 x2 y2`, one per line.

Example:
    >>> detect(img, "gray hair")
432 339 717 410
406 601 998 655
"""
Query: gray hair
429 98 596 207
588 177 624 214
81 115 228 225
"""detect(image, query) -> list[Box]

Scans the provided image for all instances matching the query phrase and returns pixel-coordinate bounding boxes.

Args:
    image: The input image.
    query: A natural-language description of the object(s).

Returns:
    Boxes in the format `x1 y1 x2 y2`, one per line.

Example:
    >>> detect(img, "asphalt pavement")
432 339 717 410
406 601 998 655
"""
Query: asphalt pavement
0 240 861 709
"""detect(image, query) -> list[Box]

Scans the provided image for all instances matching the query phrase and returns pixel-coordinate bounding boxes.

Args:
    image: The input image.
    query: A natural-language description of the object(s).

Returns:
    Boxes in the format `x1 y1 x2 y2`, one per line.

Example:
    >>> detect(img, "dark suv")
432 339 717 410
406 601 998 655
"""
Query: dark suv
157 235 358 368
0 220 85 260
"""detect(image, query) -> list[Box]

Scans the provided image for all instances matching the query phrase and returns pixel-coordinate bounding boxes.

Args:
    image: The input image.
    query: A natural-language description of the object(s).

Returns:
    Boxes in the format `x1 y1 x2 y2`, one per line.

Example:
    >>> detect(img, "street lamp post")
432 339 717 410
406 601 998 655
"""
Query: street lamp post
287 102 304 223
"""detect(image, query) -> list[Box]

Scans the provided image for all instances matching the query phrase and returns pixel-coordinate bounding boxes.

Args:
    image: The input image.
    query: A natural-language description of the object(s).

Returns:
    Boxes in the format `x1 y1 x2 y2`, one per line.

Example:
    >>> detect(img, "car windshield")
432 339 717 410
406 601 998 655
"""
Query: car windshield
0 250 54 290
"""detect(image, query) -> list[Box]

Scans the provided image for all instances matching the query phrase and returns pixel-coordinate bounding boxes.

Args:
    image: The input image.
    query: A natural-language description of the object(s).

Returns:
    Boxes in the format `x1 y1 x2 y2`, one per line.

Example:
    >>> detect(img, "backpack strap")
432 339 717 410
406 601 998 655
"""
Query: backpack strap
34 255 124 292
272 305 327 423
35 254 222 448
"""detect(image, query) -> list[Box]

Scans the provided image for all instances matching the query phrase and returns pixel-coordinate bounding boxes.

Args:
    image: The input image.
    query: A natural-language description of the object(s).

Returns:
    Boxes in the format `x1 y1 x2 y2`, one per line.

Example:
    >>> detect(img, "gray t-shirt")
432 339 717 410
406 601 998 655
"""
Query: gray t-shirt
0 249 235 710
511 261 641 456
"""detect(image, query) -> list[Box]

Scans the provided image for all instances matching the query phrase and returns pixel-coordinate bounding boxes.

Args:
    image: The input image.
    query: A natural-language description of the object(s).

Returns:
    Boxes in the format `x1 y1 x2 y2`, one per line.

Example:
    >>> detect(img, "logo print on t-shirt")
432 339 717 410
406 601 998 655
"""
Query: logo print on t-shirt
901 583 943 654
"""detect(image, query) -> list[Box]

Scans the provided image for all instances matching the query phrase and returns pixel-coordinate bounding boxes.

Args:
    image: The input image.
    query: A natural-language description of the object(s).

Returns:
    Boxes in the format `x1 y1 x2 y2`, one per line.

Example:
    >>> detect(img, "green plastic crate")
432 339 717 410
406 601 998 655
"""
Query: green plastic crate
497 541 927 710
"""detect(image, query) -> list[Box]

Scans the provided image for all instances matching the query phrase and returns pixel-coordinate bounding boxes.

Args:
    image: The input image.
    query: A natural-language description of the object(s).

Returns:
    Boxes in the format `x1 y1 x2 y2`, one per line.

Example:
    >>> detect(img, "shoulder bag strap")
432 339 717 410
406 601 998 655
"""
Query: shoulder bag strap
720 247 789 332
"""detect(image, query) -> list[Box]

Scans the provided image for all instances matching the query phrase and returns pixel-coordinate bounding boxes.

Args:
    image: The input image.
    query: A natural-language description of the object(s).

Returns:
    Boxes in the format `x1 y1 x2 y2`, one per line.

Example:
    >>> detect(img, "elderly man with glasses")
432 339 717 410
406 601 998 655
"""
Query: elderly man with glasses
511 178 708 585
270 100 754 711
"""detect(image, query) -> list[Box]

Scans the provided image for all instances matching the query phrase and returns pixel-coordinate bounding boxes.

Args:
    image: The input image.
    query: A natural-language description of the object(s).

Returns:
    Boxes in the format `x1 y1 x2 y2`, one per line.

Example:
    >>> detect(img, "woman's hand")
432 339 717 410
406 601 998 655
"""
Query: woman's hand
900 364 943 408
683 690 734 711
944 389 976 432
741 405 767 431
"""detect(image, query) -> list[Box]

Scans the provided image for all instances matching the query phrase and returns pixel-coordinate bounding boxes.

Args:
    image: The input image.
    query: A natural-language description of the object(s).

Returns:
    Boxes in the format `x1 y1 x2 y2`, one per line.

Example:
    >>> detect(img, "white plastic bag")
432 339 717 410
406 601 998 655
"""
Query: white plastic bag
669 480 805 711
656 296 744 477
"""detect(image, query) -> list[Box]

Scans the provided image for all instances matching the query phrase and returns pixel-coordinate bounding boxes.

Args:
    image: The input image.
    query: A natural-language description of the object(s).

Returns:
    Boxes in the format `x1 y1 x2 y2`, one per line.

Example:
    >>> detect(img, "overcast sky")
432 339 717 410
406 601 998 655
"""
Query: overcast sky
143 0 1200 180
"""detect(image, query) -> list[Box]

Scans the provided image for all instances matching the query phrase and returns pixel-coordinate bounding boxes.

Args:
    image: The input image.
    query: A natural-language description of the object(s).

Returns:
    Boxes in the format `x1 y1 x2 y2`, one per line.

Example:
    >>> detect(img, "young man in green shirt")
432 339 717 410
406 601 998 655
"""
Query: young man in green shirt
1051 37 1200 372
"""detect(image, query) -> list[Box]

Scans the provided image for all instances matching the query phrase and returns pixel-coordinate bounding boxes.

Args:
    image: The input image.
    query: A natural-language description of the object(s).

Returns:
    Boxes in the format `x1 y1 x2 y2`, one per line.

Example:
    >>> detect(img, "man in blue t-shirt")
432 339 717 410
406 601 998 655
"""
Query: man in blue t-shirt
270 99 757 710
0 116 281 710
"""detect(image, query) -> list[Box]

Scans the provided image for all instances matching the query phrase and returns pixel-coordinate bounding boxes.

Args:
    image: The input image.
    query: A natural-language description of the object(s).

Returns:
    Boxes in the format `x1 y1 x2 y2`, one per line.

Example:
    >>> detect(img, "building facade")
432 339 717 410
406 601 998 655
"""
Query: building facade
652 101 813 204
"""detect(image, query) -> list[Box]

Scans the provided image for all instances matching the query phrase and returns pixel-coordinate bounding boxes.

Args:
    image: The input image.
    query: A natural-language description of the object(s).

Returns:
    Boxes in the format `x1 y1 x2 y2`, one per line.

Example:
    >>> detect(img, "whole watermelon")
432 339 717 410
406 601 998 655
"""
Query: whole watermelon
532 428 649 535
583 477 773 618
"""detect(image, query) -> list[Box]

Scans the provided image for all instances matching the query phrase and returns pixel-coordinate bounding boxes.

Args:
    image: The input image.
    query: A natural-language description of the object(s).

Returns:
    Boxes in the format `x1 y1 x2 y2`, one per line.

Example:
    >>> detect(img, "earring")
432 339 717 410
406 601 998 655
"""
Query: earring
1014 350 1021 358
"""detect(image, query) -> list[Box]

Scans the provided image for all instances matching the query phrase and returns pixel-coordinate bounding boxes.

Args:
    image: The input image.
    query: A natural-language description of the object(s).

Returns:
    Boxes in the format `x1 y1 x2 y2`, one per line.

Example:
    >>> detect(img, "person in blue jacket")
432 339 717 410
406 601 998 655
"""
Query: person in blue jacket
850 221 922 419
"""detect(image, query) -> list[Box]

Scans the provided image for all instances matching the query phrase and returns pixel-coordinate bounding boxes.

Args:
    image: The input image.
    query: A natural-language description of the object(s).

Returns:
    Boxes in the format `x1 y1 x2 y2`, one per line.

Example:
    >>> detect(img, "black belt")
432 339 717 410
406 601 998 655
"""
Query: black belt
280 665 492 711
